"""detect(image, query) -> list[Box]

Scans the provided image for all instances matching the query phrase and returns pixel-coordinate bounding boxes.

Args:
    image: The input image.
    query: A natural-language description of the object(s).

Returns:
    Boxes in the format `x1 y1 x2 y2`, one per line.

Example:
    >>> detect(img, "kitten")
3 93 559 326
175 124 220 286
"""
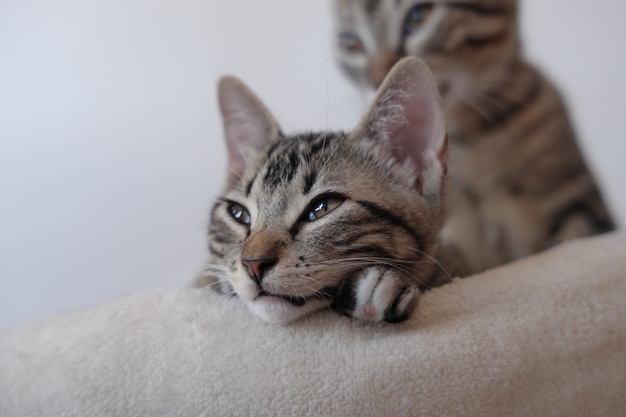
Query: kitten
334 0 614 275
196 58 448 323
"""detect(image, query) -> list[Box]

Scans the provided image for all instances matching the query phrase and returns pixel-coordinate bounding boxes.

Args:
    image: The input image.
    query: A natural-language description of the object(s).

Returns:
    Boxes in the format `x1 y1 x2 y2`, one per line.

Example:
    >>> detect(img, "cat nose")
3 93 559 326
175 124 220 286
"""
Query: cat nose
242 257 276 284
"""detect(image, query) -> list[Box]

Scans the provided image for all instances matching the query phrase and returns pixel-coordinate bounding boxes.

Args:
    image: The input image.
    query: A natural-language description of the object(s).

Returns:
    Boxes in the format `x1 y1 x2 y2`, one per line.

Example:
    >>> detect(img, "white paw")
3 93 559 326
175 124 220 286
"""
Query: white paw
333 267 419 323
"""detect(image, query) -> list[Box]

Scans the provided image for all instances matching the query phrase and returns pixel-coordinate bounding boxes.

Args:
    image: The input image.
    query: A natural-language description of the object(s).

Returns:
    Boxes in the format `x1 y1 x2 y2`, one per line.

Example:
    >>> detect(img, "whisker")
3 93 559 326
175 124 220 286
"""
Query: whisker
305 251 452 288
320 133 348 173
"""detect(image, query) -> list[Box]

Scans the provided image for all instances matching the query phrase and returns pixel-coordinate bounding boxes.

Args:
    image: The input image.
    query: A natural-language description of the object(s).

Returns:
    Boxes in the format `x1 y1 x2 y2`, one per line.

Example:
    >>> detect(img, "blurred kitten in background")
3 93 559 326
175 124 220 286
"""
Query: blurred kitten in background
334 0 614 276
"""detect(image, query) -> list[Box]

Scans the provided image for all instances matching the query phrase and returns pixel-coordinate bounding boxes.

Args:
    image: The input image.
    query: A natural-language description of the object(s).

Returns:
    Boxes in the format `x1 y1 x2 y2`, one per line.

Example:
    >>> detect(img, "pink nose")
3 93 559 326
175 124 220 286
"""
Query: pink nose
242 258 276 284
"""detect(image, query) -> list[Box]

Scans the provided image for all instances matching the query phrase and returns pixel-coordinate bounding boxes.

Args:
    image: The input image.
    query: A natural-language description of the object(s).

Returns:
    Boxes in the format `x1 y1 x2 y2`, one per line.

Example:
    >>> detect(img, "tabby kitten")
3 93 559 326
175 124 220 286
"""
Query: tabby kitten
334 0 614 275
196 58 448 323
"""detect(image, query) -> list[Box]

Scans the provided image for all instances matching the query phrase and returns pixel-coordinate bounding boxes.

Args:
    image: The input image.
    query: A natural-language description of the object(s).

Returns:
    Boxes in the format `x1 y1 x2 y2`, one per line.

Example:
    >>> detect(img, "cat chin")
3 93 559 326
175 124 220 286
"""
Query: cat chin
246 296 330 324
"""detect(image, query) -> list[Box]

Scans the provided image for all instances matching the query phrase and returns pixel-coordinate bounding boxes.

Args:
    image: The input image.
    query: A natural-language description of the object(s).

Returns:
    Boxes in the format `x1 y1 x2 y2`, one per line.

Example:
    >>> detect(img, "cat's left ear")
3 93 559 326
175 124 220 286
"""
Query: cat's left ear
356 57 447 198
218 76 280 184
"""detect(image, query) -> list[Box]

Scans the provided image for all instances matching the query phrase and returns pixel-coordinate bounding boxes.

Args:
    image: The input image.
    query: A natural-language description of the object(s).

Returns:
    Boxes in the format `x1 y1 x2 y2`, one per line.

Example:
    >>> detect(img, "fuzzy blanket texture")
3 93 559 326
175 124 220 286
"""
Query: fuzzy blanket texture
1 233 625 417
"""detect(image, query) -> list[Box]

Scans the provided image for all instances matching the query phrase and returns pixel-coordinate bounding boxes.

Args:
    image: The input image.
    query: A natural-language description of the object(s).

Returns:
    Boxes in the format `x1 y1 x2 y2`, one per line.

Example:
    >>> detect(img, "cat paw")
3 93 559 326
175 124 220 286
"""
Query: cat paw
332 267 419 323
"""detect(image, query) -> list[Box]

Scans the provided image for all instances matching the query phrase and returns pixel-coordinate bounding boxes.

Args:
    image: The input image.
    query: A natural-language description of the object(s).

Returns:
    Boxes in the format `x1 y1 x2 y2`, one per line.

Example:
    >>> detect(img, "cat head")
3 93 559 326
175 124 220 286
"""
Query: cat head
334 0 519 128
203 57 447 323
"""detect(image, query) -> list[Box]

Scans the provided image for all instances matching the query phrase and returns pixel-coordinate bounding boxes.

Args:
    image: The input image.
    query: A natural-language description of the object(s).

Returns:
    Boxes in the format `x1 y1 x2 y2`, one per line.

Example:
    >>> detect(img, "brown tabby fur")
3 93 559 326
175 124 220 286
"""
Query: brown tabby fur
196 58 448 323
334 0 614 277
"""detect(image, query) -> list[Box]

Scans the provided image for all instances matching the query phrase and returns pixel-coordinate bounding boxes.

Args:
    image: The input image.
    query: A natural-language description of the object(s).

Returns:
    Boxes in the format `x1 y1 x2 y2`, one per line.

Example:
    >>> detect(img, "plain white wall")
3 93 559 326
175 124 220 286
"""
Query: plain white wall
1 0 624 327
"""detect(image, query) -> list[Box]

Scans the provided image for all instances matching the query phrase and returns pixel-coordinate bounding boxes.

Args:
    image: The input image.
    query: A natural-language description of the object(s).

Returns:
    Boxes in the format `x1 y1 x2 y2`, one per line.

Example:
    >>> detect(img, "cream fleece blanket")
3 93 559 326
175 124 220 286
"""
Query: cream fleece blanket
1 233 625 417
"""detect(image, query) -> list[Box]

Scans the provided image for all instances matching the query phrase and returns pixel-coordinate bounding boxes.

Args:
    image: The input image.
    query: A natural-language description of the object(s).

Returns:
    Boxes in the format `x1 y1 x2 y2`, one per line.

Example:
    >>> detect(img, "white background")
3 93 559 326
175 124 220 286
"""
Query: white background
1 0 624 327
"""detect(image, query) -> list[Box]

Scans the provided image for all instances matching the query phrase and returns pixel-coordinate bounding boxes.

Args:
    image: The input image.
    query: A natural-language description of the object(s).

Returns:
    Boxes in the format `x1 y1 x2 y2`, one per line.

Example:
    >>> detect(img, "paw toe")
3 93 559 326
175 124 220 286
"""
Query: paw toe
384 285 419 323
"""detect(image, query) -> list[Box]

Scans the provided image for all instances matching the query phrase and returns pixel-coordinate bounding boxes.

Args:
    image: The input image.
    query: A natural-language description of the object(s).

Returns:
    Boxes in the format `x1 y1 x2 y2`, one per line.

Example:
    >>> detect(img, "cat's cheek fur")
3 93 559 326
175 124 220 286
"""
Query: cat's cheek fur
228 271 258 302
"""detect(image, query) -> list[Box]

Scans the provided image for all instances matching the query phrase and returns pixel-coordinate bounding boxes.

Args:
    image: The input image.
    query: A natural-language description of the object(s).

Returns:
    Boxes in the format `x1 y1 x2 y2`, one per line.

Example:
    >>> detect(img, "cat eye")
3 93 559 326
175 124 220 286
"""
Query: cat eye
228 202 251 226
402 4 433 36
339 32 364 53
305 195 345 222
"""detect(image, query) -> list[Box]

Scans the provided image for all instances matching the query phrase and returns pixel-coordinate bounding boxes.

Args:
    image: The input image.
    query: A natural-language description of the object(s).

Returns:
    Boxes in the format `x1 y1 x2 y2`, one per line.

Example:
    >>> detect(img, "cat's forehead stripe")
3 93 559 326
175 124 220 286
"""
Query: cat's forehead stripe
309 133 338 154
244 173 257 197
445 2 511 16
303 171 317 195
263 148 301 188
260 132 343 189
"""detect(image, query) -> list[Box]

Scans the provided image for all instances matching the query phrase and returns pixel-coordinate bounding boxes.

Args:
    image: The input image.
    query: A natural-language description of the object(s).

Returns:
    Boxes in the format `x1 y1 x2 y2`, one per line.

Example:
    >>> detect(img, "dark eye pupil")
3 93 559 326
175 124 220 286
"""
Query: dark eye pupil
308 200 327 221
403 5 427 35
340 33 362 52
229 204 250 225
410 6 424 20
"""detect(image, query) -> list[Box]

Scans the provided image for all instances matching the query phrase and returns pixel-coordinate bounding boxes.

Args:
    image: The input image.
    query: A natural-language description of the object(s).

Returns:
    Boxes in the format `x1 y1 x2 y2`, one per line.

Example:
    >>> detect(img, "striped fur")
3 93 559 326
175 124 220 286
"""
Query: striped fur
196 58 448 323
334 0 614 276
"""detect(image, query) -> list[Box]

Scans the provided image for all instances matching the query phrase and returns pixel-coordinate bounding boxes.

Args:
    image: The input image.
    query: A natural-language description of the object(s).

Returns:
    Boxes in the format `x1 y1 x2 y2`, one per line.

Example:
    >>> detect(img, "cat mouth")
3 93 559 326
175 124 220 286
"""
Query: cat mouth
258 291 308 307
258 287 338 307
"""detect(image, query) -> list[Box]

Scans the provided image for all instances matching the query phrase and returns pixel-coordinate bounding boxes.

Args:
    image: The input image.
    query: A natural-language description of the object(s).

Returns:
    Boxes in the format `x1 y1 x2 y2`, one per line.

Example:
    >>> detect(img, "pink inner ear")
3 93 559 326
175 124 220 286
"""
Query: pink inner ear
386 79 447 176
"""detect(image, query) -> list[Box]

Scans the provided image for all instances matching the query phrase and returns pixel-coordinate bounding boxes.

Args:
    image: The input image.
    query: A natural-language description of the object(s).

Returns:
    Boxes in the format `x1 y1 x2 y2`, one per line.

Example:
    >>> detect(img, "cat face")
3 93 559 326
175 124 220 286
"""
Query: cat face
204 58 447 323
334 0 518 129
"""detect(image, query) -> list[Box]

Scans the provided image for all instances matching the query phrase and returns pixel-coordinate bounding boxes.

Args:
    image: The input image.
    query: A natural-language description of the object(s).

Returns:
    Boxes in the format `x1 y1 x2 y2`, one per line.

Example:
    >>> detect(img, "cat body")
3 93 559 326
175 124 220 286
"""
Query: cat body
198 58 448 323
335 0 614 275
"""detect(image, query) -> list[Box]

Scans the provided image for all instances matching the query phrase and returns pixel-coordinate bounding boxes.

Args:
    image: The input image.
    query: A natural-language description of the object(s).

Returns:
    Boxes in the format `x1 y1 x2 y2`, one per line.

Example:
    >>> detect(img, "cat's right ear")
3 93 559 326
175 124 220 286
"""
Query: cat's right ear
218 76 280 185
355 57 447 199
